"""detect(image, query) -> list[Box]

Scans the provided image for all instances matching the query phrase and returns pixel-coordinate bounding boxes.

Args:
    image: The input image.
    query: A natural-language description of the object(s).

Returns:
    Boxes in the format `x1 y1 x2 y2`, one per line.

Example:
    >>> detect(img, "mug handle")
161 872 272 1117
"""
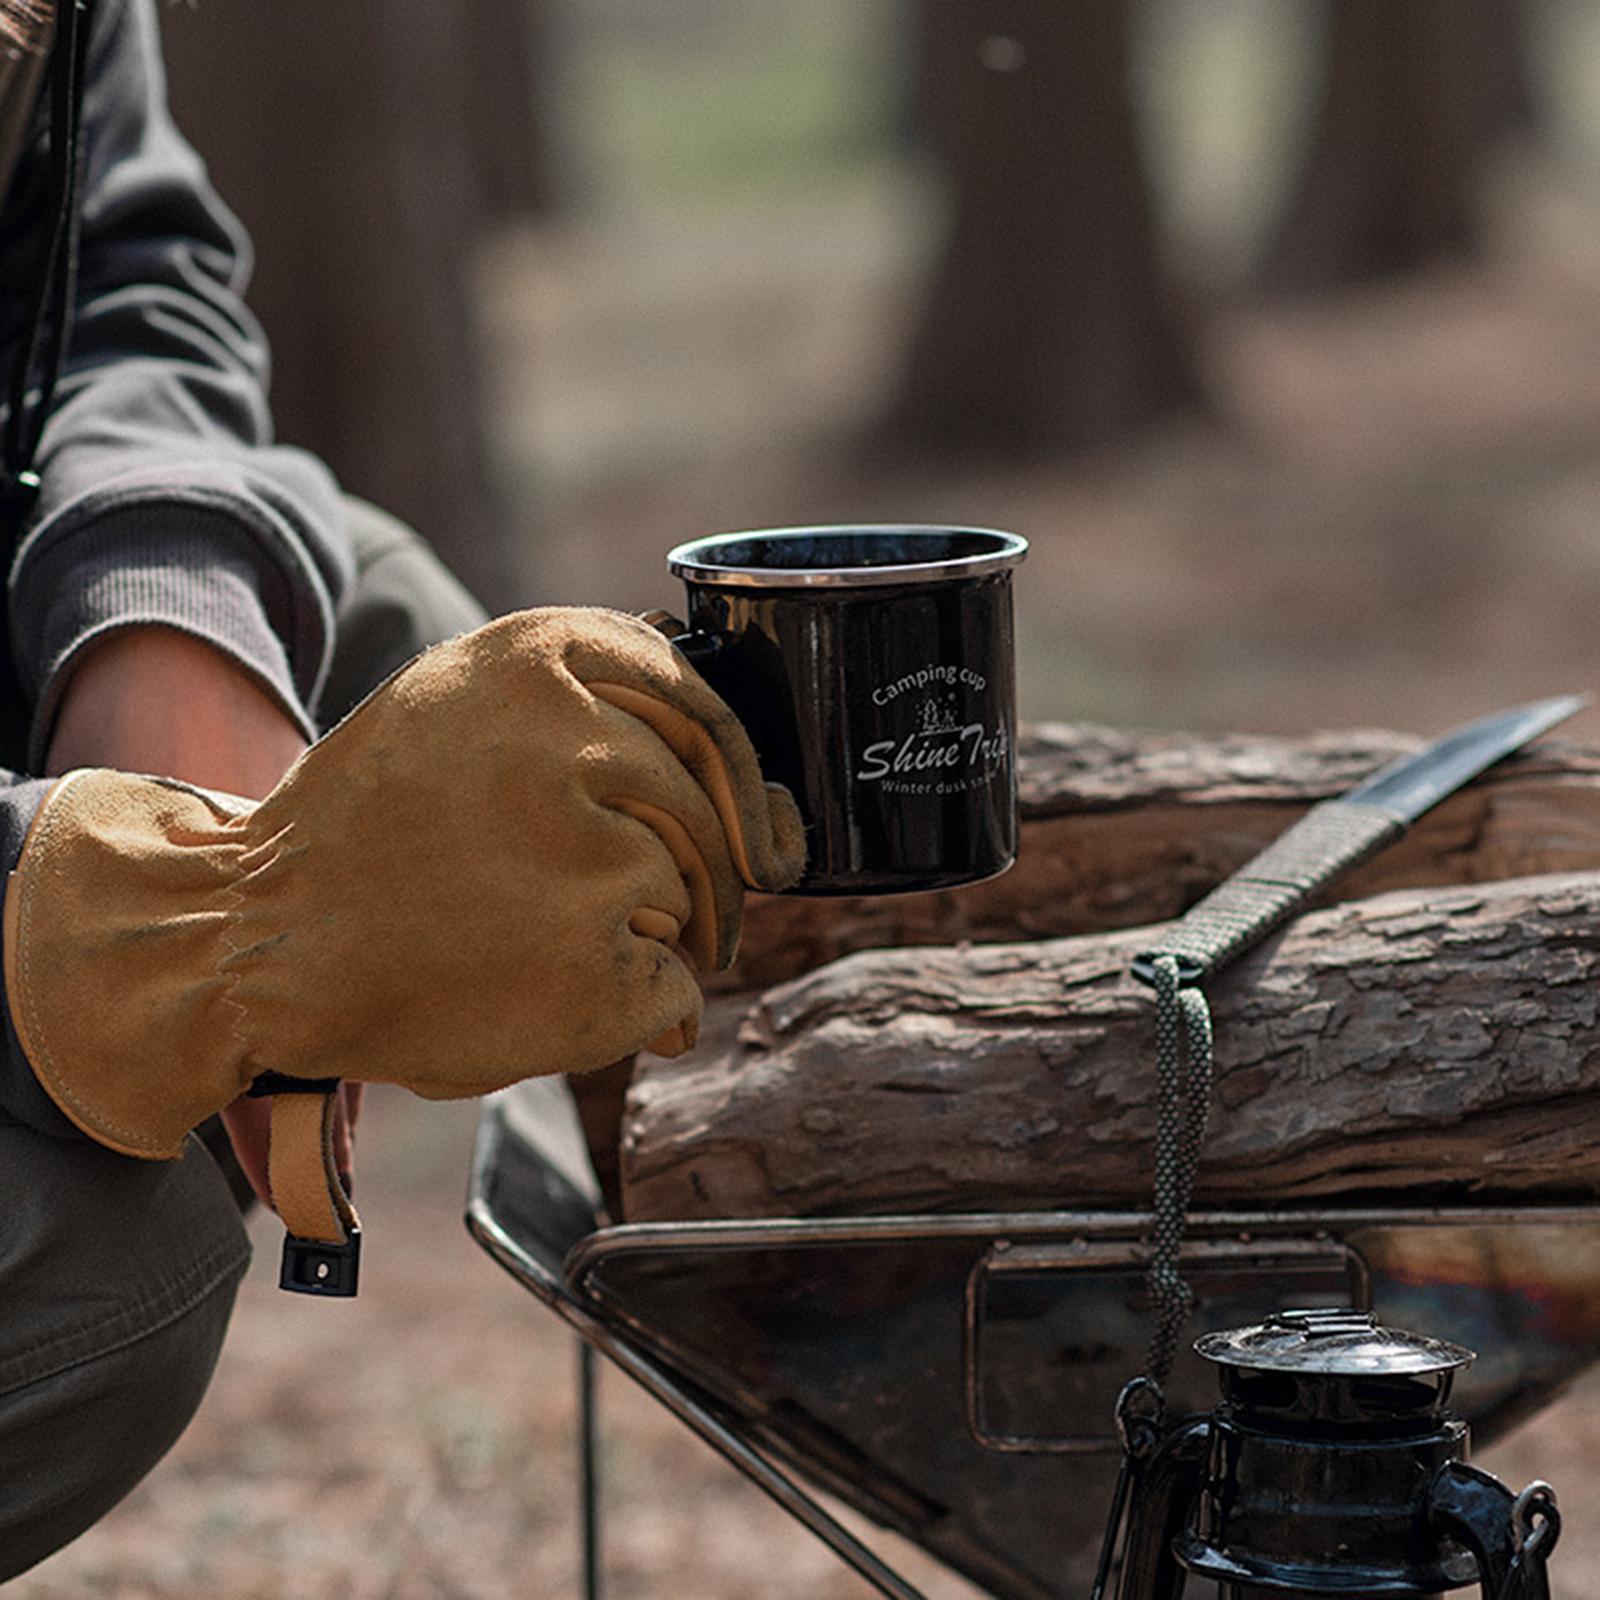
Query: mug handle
639 609 726 671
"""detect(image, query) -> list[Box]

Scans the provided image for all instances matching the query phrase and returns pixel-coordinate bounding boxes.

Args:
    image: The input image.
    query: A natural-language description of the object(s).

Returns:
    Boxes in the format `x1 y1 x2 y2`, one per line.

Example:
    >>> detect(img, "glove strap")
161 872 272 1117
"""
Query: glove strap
249 1073 362 1297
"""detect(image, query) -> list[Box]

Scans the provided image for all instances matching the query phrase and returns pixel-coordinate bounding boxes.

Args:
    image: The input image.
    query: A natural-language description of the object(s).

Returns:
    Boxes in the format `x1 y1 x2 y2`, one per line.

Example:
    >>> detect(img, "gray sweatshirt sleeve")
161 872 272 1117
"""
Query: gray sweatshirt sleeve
2 0 355 768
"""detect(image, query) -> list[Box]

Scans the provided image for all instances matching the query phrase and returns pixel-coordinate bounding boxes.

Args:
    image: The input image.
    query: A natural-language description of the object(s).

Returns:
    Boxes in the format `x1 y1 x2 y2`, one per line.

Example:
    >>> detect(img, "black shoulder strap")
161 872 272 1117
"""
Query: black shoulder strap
2 0 92 524
0 0 91 769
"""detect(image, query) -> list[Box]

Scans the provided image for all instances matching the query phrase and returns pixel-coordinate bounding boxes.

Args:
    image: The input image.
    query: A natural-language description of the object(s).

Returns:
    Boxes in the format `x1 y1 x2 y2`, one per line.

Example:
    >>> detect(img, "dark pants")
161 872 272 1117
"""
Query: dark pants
0 499 487 1581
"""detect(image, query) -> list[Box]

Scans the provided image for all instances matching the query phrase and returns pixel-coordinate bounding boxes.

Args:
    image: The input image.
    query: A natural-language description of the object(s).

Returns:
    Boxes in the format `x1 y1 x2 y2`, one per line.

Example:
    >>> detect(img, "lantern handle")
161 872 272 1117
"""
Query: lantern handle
1104 1418 1210 1600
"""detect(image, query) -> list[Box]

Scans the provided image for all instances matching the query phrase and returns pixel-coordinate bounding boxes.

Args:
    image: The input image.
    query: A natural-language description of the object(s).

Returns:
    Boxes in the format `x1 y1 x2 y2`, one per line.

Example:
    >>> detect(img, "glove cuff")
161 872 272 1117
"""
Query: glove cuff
4 769 253 1157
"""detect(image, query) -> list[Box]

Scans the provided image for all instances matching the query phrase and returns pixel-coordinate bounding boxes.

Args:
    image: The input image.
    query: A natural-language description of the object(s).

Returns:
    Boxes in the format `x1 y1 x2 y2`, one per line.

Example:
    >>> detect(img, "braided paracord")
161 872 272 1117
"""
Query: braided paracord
1143 953 1215 1387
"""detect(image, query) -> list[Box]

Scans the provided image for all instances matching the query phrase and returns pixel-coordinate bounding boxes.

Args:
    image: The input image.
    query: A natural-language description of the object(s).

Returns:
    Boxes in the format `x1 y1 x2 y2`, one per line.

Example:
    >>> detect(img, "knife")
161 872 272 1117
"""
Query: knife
1132 693 1588 988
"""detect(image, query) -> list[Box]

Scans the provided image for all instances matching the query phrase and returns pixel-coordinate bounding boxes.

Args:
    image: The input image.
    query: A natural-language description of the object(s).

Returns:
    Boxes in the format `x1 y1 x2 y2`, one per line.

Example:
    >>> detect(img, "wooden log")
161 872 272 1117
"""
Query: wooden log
718 724 1600 994
602 723 1600 1214
623 872 1600 1223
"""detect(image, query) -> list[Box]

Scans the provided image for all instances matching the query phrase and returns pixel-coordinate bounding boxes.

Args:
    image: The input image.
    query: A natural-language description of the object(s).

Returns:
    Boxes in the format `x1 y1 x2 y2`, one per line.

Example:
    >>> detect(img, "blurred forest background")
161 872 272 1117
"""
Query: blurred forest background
20 1 1600 1595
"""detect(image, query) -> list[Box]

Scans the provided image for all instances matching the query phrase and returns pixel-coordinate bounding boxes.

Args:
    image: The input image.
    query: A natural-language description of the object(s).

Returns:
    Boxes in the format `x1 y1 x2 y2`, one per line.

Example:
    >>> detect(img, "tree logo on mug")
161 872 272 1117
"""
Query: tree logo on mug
856 664 1009 796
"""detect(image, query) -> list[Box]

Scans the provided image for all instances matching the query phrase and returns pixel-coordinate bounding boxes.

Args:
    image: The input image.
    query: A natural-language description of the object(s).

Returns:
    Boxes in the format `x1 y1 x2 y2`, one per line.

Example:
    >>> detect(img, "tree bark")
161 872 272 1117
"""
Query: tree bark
623 871 1600 1223
870 1 1197 461
1258 0 1532 296
719 724 1600 994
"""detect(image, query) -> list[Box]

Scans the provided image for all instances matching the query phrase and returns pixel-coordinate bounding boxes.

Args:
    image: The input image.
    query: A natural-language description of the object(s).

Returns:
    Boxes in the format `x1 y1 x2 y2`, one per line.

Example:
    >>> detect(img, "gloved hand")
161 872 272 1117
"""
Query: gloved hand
4 607 805 1256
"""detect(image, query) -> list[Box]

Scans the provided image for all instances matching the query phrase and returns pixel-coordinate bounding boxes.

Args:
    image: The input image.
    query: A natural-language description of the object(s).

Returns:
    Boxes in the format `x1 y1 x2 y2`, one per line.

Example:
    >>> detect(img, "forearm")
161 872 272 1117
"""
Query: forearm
44 626 308 795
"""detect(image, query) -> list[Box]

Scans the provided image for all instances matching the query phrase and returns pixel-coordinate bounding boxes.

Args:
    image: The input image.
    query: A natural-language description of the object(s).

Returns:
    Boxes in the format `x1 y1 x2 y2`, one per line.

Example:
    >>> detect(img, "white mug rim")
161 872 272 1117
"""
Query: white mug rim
667 524 1029 590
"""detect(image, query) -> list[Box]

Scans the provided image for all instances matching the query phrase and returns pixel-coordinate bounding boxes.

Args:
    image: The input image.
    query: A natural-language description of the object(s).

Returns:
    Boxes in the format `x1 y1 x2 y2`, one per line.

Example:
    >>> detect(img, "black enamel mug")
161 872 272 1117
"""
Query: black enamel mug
664 525 1028 895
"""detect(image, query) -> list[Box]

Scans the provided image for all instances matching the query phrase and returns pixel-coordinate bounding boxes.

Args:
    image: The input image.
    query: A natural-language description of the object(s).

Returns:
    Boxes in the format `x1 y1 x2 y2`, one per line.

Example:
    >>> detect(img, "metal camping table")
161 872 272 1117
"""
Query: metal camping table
467 1077 1600 1599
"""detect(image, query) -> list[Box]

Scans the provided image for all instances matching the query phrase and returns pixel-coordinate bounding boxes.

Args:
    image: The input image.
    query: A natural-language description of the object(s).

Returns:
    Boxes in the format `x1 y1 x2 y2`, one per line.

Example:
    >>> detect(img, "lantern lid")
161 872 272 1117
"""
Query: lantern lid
1196 1308 1474 1378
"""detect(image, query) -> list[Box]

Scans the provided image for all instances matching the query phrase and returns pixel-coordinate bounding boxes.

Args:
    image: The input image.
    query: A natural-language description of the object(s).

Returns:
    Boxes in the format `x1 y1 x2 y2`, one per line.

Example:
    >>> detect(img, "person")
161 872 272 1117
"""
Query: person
0 0 803 1579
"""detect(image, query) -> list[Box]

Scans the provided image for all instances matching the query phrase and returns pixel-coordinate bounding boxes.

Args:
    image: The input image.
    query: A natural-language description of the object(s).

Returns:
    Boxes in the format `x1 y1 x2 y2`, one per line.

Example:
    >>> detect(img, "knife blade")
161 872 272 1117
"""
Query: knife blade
1133 693 1587 987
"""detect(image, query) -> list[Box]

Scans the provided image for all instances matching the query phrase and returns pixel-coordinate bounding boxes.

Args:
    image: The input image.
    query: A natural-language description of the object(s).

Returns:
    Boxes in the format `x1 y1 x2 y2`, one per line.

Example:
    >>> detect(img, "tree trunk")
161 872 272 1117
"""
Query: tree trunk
870 1 1197 461
623 871 1600 1223
160 0 549 610
1258 0 1532 296
718 723 1600 994
462 0 556 225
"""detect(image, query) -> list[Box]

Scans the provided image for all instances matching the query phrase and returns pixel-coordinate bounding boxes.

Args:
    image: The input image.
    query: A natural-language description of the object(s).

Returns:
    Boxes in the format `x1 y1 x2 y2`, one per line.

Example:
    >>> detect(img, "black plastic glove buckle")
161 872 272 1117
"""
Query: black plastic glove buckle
245 1073 358 1296
246 1072 341 1097
280 1229 361 1297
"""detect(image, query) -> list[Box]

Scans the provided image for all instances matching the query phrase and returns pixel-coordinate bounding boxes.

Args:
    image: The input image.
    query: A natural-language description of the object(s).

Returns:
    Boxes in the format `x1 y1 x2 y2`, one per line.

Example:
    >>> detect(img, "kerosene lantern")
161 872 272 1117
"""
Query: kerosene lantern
1110 1308 1560 1600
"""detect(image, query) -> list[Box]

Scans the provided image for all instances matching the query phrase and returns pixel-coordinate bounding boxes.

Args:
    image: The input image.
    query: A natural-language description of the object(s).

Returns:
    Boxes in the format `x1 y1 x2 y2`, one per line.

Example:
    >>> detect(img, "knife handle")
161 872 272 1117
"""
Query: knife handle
1132 800 1406 987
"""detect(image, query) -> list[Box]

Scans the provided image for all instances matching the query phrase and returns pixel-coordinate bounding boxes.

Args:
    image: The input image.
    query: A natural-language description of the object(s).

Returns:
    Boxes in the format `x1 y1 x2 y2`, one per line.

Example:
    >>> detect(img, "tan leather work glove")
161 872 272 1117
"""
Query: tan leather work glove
4 608 804 1266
